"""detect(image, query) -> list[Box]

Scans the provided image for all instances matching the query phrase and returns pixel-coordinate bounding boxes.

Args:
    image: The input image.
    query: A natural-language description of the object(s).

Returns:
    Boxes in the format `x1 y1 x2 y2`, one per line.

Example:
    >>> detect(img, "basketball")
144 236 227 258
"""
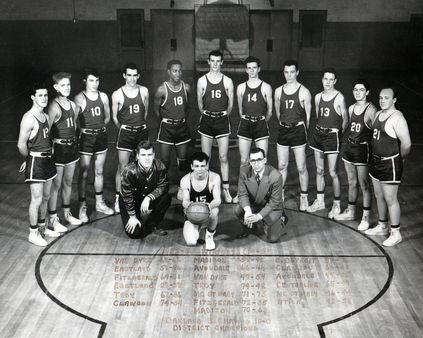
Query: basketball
186 202 210 224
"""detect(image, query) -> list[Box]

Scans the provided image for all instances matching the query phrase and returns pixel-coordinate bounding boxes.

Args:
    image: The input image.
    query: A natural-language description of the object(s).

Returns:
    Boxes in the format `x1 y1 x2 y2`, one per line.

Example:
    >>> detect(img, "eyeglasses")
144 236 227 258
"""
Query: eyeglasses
249 158 264 164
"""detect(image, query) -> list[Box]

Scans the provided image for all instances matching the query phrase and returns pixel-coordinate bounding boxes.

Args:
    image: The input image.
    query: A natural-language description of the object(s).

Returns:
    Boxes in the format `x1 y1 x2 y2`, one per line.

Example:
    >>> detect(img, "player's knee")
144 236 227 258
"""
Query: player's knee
316 167 325 176
329 169 339 180
297 163 308 175
183 221 199 246
94 168 104 177
219 154 228 163
278 163 288 172
178 159 188 172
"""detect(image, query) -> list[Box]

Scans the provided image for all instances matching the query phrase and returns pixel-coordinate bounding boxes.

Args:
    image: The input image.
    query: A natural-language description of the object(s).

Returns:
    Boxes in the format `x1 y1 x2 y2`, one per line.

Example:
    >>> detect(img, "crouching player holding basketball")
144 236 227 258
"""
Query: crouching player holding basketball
180 152 221 250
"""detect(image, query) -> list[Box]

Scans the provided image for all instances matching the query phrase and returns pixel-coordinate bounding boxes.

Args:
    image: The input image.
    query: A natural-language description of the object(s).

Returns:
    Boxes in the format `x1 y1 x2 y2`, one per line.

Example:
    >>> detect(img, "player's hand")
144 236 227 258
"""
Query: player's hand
125 216 141 234
19 161 26 173
245 213 260 225
140 197 151 214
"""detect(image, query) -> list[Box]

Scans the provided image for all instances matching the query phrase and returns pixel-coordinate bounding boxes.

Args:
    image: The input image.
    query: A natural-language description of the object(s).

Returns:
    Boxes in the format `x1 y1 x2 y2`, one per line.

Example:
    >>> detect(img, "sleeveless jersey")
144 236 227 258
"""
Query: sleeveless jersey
317 92 342 130
79 92 106 129
117 87 146 126
189 172 213 203
51 100 76 139
28 113 52 152
371 111 400 157
202 75 228 112
242 82 267 117
279 85 306 124
160 81 188 120
349 103 373 142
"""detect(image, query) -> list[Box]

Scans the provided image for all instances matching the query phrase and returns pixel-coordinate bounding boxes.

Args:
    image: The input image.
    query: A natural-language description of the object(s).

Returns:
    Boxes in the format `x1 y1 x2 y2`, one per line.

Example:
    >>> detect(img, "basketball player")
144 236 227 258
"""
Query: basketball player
74 68 114 222
112 63 149 213
180 152 221 250
119 140 171 238
365 87 411 246
274 60 312 209
334 80 377 230
234 56 272 203
47 73 82 233
17 83 60 246
308 68 348 218
154 60 190 198
197 50 234 203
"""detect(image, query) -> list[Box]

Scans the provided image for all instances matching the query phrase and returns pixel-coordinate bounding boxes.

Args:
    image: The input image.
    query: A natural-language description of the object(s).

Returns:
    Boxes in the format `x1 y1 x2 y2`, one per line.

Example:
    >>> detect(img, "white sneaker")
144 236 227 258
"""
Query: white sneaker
28 229 47 247
222 188 233 204
205 229 216 251
328 203 341 219
96 200 114 215
383 229 402 247
114 197 120 214
232 194 239 204
334 207 355 221
63 211 82 226
306 199 325 213
177 188 183 201
299 195 309 211
49 217 68 233
38 226 60 238
357 216 370 231
365 223 389 236
79 205 89 223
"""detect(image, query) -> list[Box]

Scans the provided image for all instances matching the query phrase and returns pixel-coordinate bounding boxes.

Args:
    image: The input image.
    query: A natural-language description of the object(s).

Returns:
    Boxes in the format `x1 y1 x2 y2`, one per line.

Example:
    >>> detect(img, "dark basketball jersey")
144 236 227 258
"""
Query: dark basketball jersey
160 81 187 120
28 113 52 152
203 75 228 112
51 100 76 139
279 85 306 124
317 92 342 130
242 82 267 117
372 111 400 157
79 92 106 129
349 103 373 142
189 172 213 203
117 87 146 126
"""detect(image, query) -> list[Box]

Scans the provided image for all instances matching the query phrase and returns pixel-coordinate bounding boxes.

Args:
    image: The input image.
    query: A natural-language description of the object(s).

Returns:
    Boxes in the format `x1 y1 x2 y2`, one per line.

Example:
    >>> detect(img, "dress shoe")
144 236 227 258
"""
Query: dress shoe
152 227 168 236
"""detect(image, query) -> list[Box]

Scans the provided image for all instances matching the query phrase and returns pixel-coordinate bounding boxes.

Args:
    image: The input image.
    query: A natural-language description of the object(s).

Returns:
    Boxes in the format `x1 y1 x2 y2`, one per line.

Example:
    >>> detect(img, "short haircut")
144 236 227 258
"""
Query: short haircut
52 72 71 85
380 86 398 100
137 140 154 152
191 152 210 165
323 67 337 79
167 59 182 70
250 147 266 158
83 68 100 80
284 59 298 70
353 79 370 91
124 63 139 74
245 56 260 68
31 83 48 96
209 50 223 60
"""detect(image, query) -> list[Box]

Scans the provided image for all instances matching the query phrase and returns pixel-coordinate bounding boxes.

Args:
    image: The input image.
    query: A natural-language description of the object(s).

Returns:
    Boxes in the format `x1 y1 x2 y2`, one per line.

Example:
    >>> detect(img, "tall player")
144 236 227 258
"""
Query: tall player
234 56 272 203
334 80 377 230
155 59 190 197
274 60 312 209
197 50 234 203
74 68 114 222
18 83 60 246
47 72 82 233
180 152 221 251
308 68 348 218
112 63 149 213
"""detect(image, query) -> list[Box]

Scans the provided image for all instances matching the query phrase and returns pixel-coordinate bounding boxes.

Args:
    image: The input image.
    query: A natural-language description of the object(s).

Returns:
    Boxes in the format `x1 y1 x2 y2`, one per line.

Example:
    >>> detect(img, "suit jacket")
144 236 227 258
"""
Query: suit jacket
238 163 283 219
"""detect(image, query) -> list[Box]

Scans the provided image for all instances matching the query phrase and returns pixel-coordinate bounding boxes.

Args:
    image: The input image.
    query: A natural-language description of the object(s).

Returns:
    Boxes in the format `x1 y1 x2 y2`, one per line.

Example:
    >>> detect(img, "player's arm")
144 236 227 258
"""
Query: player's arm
224 76 234 116
301 86 312 129
17 113 34 158
100 92 111 125
184 83 191 118
196 76 206 114
111 89 122 129
73 93 85 129
209 173 222 210
140 86 149 122
70 101 80 130
274 86 282 121
336 93 349 133
314 93 321 119
236 83 246 118
47 101 61 129
364 103 377 127
180 174 192 210
154 84 166 122
262 82 273 121
393 114 412 159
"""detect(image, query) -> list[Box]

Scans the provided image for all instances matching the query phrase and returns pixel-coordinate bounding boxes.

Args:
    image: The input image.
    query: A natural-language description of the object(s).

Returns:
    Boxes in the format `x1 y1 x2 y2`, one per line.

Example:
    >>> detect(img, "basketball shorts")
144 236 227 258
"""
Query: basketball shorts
53 139 79 166
237 118 269 142
342 139 371 166
157 121 190 146
79 130 108 155
309 127 341 154
116 125 149 152
198 114 230 139
277 122 307 148
25 154 57 183
370 153 403 183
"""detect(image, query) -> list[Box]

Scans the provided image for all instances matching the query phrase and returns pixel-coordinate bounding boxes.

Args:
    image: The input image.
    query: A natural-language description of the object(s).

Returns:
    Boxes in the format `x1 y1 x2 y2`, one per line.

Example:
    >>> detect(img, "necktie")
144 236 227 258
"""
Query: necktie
255 174 260 184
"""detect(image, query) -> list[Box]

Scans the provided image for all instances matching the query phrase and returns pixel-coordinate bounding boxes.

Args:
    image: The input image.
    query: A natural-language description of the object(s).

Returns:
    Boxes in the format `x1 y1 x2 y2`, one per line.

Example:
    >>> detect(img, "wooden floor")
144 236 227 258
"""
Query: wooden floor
0 70 422 338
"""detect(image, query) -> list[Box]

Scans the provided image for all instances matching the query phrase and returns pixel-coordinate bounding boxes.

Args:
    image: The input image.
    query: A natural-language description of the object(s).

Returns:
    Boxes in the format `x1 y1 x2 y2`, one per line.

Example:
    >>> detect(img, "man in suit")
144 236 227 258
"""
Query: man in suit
234 147 287 243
